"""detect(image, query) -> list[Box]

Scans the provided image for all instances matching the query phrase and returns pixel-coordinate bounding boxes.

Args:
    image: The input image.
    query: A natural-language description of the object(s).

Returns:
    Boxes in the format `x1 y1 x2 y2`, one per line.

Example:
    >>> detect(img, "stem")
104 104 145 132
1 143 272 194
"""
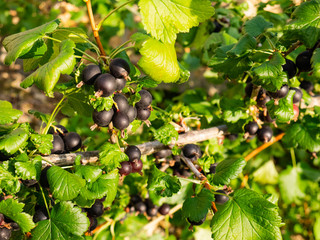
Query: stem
290 148 297 168
42 95 67 135
68 31 101 54
39 185 51 218
284 40 301 57
109 40 133 58
265 34 276 50
180 155 206 180
177 177 202 184
244 133 285 161
85 0 107 58
97 0 136 30
109 46 135 59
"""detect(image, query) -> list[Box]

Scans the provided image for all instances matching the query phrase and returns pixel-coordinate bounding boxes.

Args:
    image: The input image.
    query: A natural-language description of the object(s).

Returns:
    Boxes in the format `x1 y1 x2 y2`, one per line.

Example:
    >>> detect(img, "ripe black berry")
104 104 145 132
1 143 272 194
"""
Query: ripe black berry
212 20 223 32
209 163 218 174
259 111 274 123
82 64 101 85
136 108 151 121
182 144 202 159
94 73 117 97
154 149 172 159
22 179 38 187
113 93 129 112
130 159 143 173
115 77 126 91
134 201 147 213
130 195 142 205
282 58 297 79
51 135 65 154
88 216 98 231
147 206 158 217
290 87 303 103
109 58 130 78
268 84 289 99
0 228 12 240
10 222 20 231
112 112 130 130
215 190 229 205
158 204 170 215
40 166 51 188
48 124 68 137
119 161 132 176
87 200 104 217
125 146 141 161
296 50 313 72
63 132 82 152
33 208 49 223
300 80 314 92
92 109 114 127
256 89 271 108
257 126 273 143
187 215 206 226
136 90 152 108
127 106 137 123
245 82 253 97
244 121 259 135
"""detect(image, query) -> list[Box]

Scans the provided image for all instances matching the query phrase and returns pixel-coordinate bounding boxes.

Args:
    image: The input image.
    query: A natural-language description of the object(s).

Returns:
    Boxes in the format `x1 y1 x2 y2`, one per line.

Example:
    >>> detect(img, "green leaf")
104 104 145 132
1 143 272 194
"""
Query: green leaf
227 34 256 57
0 128 29 155
132 33 180 83
212 158 246 185
0 165 20 194
282 115 320 152
52 27 89 43
153 124 178 145
15 157 42 180
0 199 35 233
32 201 89 240
64 93 93 117
28 110 50 123
211 189 283 240
148 165 181 197
311 48 320 78
75 165 102 183
182 188 214 222
30 134 53 155
138 0 214 44
267 90 295 123
197 156 215 173
47 166 86 201
243 15 273 37
0 100 23 124
89 95 113 112
284 0 320 48
253 160 279 185
252 52 287 92
220 98 249 123
279 166 306 204
99 143 128 172
20 39 76 97
2 19 60 65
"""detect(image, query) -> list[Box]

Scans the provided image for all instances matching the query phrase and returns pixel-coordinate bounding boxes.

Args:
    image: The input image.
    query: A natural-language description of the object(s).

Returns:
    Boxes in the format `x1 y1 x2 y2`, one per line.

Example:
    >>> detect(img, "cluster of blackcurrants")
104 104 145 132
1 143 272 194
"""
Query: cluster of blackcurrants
0 213 20 240
84 199 105 232
118 145 143 176
244 53 314 143
49 125 82 154
126 195 171 217
80 58 152 133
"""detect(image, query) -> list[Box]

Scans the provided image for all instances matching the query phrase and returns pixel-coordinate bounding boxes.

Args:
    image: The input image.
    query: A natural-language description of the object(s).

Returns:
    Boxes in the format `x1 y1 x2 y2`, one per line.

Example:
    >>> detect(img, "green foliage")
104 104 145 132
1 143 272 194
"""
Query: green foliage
267 90 295 123
0 101 23 124
152 124 179 145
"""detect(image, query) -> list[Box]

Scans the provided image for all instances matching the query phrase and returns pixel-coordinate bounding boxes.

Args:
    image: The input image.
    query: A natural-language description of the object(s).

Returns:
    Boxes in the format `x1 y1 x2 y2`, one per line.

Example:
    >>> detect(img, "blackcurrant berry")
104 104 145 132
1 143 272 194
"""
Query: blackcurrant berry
115 77 126 91
40 166 51 188
147 206 158 217
109 58 130 78
88 216 98 231
213 20 223 33
63 132 82 152
127 106 137 123
296 50 313 72
130 195 142 205
256 89 271 108
0 228 12 240
119 161 132 176
257 126 273 143
48 124 68 137
130 159 143 173
259 111 274 123
112 112 130 130
182 144 202 159
244 121 259 135
113 93 129 112
10 222 20 231
187 215 206 226
215 190 229 205
227 134 238 141
22 179 38 187
51 135 65 154
33 208 49 223
268 84 289 99
94 73 117 97
134 201 147 213
282 58 297 79
158 204 170 215
153 149 172 159
245 82 253 97
209 163 218 174
300 80 314 92
125 145 141 161
136 108 151 121
82 64 101 85
92 109 114 127
87 200 104 218
136 90 152 108
290 87 303 103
